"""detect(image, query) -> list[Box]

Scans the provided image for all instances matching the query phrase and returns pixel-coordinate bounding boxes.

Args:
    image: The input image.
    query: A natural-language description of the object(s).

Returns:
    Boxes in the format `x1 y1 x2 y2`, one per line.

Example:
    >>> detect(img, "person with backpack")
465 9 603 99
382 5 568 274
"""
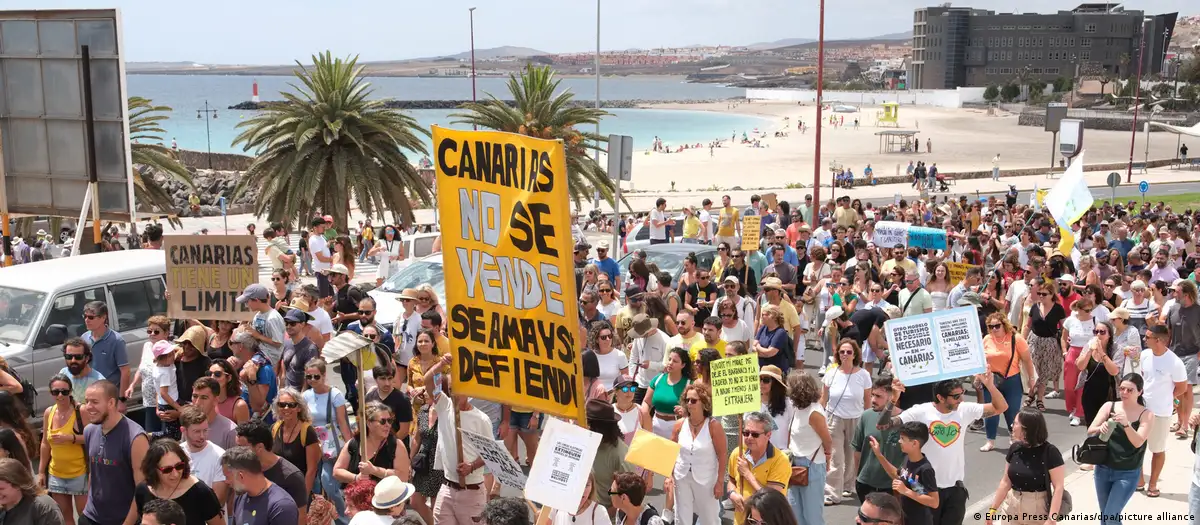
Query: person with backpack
269 388 320 497
611 471 666 525
37 373 87 525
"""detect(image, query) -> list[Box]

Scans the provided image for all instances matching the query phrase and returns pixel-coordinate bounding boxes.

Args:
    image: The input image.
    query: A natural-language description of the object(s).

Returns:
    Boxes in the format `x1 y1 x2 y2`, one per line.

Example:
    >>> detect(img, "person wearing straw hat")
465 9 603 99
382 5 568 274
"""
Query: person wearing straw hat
348 476 416 525
172 325 213 409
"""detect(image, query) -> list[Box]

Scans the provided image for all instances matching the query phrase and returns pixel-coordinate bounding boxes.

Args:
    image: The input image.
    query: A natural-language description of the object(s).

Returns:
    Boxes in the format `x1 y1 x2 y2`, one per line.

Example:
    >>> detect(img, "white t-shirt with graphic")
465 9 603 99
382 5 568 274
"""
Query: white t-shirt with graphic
899 401 986 488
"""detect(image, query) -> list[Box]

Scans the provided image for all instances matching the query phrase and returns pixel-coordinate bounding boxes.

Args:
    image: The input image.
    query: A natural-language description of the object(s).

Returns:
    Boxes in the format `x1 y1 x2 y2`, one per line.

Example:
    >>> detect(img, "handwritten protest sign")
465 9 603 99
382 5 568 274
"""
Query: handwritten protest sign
626 429 682 477
461 429 528 490
872 221 908 248
762 193 778 213
884 307 986 386
741 216 761 251
164 235 258 321
907 226 947 250
945 262 980 287
710 354 761 417
525 417 602 508
433 126 584 421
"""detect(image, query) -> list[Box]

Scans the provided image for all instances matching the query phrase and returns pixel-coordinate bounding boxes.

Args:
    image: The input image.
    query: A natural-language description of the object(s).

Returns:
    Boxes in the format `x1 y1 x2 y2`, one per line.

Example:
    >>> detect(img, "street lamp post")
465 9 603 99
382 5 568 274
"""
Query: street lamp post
196 100 217 170
1126 18 1149 183
812 0 826 206
594 0 602 210
469 7 477 131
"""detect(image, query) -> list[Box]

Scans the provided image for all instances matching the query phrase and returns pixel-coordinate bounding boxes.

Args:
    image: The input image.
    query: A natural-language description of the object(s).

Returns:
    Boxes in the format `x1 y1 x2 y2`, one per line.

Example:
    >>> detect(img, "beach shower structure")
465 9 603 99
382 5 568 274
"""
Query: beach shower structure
876 102 900 127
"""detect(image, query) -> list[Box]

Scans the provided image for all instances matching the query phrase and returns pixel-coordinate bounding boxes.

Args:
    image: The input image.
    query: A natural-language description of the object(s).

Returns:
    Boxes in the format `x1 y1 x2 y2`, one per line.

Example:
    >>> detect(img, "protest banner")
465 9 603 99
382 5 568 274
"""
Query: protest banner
907 226 947 250
872 221 908 248
741 215 761 251
433 126 585 422
710 354 760 417
945 262 980 287
461 428 528 490
163 235 257 321
525 417 602 509
884 306 987 386
626 429 682 478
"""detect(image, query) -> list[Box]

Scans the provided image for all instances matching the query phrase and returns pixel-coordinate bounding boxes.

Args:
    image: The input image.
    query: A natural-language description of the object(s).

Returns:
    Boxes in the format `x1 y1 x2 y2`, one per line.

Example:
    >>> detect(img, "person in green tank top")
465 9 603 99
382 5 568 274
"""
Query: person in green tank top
642 348 694 441
1086 373 1154 525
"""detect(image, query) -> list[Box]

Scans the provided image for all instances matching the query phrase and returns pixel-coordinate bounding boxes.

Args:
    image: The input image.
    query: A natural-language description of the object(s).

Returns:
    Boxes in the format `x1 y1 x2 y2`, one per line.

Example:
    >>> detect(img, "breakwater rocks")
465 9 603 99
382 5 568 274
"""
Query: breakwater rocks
1018 111 1198 131
152 168 260 217
228 98 741 111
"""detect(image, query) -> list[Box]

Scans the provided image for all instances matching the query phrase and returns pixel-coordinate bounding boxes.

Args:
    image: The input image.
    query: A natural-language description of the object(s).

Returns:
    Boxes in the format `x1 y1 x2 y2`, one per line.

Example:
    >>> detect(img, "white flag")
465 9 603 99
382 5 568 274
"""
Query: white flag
1043 150 1093 230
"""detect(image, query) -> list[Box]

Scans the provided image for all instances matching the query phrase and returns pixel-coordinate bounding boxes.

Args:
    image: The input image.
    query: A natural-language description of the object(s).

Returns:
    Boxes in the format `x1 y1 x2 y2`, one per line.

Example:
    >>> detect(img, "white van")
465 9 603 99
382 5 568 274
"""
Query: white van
0 250 166 424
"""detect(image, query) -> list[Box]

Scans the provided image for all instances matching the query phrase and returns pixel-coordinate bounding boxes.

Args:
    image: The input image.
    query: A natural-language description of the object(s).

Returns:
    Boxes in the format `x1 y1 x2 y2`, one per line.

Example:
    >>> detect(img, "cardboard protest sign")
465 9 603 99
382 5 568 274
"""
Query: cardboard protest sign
710 354 760 417
907 226 947 250
872 221 908 248
626 429 681 478
164 235 258 321
762 193 778 213
741 216 761 251
884 307 987 386
461 429 527 490
433 126 585 422
525 417 602 508
945 262 980 287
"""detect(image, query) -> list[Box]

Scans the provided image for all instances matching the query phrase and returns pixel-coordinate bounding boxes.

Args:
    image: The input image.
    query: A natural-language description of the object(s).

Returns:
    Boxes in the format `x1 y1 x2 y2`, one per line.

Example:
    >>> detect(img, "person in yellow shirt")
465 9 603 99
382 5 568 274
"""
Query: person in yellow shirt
681 206 702 244
716 195 741 248
689 316 727 361
726 411 790 524
879 244 918 277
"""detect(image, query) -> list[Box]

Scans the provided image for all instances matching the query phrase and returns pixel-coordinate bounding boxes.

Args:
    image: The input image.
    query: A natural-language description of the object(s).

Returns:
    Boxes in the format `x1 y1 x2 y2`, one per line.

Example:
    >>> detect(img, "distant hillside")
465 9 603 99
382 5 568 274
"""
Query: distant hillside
750 30 911 51
424 46 551 61
870 31 913 40
746 38 816 50
773 37 910 51
127 61 214 71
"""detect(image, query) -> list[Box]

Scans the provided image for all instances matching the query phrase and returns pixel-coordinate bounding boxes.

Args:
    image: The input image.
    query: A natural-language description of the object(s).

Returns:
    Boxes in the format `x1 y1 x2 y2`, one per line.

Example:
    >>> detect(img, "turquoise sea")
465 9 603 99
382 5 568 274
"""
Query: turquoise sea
126 75 768 156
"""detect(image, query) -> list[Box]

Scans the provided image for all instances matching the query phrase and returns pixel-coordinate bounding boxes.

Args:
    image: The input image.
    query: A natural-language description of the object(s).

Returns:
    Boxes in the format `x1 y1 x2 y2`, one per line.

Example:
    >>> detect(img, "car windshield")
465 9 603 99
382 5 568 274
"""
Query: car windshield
618 251 687 284
380 260 446 297
0 286 47 344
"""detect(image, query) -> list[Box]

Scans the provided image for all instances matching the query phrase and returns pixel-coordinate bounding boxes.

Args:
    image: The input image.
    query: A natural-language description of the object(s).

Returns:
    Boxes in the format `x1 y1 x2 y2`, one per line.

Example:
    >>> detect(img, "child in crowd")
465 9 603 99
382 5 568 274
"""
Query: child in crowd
870 421 939 525
151 340 182 440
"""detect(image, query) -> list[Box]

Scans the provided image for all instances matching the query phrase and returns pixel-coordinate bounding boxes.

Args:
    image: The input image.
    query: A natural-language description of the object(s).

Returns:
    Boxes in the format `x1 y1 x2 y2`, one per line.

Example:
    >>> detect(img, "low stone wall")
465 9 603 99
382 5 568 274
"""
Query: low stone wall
854 158 1176 188
174 149 255 171
1018 112 1198 131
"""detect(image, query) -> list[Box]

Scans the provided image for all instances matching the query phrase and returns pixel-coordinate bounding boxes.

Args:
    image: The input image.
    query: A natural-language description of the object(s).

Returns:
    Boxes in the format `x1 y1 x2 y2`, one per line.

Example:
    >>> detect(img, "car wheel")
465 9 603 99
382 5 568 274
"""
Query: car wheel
60 228 73 244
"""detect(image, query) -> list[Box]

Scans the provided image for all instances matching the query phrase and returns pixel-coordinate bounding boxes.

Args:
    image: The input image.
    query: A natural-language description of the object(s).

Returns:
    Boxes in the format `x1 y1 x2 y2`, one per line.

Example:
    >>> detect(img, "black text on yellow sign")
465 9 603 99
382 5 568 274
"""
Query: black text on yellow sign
163 236 258 321
433 126 585 422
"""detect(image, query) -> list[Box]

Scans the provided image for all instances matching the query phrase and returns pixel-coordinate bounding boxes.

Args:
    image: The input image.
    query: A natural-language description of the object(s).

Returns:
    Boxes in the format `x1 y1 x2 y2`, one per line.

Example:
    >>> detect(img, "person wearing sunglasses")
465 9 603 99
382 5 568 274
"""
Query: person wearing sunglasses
127 316 170 432
269 388 320 497
38 373 86 525
281 308 319 391
1022 278 1067 412
611 471 666 525
126 438 222 525
58 337 104 408
727 410 789 525
222 445 300 525
668 384 727 525
979 313 1035 453
81 301 130 412
612 376 650 446
878 375 1007 525
1062 298 1099 427
302 358 353 522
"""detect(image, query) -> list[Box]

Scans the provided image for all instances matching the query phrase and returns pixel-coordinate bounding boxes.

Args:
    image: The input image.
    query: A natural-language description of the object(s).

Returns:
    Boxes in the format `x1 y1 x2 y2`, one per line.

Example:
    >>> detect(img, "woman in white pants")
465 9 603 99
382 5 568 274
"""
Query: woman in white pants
667 384 727 525
821 338 872 505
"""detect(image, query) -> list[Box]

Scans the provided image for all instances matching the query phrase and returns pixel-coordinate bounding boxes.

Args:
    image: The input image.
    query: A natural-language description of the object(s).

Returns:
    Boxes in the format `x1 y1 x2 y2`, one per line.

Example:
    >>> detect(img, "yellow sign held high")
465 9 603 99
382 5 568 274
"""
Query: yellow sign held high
741 216 761 251
432 126 585 422
710 354 761 417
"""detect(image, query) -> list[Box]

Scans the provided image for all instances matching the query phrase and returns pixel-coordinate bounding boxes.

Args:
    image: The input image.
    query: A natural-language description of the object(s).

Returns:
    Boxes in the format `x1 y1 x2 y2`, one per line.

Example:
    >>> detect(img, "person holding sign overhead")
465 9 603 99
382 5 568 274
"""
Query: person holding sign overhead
422 353 493 525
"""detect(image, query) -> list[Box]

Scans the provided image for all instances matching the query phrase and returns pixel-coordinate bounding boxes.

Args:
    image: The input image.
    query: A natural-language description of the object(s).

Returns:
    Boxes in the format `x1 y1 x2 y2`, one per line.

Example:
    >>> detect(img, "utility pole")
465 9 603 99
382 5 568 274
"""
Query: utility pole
812 0 826 207
469 7 477 130
1126 18 1148 183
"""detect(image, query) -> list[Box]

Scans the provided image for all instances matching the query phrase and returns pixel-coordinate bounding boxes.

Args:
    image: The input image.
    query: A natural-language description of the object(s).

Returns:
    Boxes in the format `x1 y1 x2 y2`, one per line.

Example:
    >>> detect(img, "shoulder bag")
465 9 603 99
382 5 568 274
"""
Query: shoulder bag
1042 444 1073 516
1071 402 1111 465
315 391 341 460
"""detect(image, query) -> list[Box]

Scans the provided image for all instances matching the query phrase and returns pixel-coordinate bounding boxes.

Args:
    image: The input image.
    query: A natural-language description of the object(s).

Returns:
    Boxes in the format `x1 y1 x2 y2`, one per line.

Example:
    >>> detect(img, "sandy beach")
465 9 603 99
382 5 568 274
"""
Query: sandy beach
628 100 1184 191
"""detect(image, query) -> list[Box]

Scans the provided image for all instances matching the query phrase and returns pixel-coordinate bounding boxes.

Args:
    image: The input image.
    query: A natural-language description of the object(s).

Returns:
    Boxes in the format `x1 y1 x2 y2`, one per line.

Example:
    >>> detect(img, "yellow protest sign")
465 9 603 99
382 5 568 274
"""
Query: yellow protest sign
741 215 761 251
433 126 585 422
945 261 980 288
626 429 681 477
164 235 258 321
710 354 761 417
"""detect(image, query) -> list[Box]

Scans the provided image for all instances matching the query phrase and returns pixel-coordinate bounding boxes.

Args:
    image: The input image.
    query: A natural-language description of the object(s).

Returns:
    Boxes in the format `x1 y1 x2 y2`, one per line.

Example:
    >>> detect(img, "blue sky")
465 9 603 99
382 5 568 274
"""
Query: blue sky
8 0 1192 64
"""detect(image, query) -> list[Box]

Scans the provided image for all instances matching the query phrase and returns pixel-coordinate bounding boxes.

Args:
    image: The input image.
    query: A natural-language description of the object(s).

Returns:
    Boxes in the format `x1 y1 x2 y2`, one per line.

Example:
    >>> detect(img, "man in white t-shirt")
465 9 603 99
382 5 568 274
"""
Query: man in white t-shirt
699 198 714 244
296 285 334 347
628 314 670 405
649 198 674 245
879 374 1007 525
669 312 702 350
422 353 494 525
307 216 334 298
1140 325 1188 495
180 406 229 506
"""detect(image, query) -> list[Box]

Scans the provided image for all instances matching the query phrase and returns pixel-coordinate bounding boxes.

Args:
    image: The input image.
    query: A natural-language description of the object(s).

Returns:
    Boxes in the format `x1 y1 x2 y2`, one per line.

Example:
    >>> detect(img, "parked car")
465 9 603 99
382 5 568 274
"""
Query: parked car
369 253 447 330
623 213 719 255
394 232 441 271
0 250 163 425
617 244 718 297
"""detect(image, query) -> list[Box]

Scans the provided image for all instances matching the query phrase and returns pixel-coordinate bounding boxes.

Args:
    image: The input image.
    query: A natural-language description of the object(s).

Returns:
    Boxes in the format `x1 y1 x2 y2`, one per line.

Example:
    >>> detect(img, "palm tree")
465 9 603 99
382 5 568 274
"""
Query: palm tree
452 64 617 206
232 52 432 229
129 96 193 225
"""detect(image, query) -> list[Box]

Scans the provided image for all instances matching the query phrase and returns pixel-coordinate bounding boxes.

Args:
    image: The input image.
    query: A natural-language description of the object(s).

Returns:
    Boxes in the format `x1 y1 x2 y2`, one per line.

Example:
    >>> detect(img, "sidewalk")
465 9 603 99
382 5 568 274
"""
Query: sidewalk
599 164 1200 216
965 423 1197 524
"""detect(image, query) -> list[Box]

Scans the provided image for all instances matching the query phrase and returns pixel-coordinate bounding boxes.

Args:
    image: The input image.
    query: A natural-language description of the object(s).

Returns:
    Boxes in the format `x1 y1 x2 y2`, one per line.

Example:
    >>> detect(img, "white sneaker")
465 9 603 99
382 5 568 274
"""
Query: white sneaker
1069 416 1081 426
1046 390 1061 399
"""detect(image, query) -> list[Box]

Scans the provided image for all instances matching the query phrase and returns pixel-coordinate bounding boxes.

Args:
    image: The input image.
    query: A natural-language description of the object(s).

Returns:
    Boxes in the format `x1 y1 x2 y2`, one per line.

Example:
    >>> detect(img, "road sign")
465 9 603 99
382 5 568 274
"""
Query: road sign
1107 172 1121 189
1139 180 1149 194
606 134 633 182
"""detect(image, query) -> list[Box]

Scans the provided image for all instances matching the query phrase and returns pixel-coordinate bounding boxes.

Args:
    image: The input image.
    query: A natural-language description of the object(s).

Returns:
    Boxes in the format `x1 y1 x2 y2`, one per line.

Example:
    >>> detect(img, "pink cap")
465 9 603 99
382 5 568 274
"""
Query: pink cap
152 340 176 358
